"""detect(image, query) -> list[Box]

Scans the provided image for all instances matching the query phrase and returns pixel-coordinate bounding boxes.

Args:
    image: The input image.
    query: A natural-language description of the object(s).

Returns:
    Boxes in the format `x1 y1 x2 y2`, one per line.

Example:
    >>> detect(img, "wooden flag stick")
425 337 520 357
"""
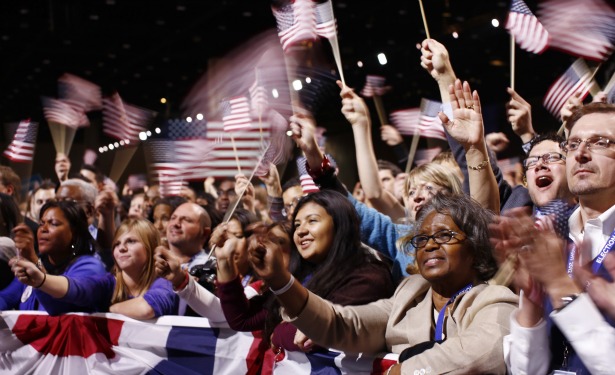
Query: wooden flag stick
372 95 388 126
209 146 270 259
230 133 242 175
328 36 346 86
418 0 431 39
405 131 421 174
510 35 516 91
603 70 615 94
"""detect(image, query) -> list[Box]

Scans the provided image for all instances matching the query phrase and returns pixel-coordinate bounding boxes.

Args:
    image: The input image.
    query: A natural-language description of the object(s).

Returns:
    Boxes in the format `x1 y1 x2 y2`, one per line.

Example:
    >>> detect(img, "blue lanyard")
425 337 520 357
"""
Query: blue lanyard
567 228 615 275
434 284 473 341
592 228 615 273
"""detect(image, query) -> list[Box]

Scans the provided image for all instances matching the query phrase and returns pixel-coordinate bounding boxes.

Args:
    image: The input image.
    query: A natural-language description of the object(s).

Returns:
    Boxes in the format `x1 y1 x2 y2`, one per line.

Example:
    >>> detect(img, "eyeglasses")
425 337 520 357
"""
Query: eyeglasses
282 196 302 218
409 229 464 248
523 152 566 169
560 136 615 154
216 189 237 198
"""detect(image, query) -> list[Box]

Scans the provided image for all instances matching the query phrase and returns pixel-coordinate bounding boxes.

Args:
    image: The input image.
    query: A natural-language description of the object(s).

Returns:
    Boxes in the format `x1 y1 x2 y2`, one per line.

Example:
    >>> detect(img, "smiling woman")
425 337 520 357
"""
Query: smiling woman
249 193 518 374
6 217 178 319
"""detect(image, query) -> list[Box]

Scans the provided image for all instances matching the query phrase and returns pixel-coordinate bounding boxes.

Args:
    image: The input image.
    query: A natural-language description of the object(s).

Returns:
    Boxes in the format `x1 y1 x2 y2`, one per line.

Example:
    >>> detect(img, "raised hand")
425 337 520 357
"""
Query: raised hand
259 163 282 197
154 246 186 289
95 189 118 219
337 80 370 127
506 88 535 143
438 79 484 150
485 132 510 153
560 91 584 123
420 39 455 83
12 224 37 263
247 229 289 287
380 125 403 146
289 112 318 153
9 257 45 288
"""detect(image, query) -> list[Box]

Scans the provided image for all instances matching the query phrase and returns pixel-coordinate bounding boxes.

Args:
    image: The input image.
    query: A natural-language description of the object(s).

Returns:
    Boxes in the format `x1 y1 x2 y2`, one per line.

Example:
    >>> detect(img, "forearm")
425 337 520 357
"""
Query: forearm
38 274 70 298
551 293 615 375
97 213 116 250
505 309 550 375
466 146 500 214
177 276 227 322
351 121 384 200
110 297 156 320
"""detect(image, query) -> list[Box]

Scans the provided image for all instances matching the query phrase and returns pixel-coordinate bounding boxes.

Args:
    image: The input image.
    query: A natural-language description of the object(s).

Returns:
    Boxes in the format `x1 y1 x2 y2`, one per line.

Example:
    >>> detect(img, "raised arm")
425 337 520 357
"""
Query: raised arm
506 88 535 145
338 81 405 221
439 80 500 213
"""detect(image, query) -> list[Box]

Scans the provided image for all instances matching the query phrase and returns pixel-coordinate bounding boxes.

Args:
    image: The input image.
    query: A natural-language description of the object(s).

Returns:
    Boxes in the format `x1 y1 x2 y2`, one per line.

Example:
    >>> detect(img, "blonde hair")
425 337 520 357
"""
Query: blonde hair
405 162 463 198
111 218 160 304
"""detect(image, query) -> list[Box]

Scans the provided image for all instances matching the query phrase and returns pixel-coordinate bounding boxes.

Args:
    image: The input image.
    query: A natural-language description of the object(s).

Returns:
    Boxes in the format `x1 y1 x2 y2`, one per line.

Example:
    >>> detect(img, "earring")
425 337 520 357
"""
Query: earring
71 244 76 256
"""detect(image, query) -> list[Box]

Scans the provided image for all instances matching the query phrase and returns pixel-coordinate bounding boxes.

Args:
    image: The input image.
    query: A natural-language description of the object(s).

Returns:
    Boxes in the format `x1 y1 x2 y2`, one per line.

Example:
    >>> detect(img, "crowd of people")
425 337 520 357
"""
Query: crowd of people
1 37 615 374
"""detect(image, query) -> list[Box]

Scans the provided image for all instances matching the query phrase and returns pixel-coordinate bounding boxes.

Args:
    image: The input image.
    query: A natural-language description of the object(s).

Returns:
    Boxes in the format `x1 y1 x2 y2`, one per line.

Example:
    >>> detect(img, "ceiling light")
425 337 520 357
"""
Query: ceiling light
272 89 279 98
186 117 192 123
377 53 387 65
160 98 167 104
196 113 204 120
292 80 303 91
491 19 499 27
139 132 147 141
357 61 363 67
452 31 459 39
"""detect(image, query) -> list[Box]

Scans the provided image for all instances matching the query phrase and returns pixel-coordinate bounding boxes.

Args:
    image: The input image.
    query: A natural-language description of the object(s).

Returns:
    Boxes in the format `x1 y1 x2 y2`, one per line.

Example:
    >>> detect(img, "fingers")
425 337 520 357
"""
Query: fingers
438 111 451 127
336 80 354 98
472 90 482 115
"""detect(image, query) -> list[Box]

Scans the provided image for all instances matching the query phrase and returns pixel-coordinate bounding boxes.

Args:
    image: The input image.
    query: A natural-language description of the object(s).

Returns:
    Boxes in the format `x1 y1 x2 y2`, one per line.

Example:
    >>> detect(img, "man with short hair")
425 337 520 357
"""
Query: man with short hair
26 180 56 222
165 202 212 315
55 153 71 183
507 103 615 374
215 178 235 214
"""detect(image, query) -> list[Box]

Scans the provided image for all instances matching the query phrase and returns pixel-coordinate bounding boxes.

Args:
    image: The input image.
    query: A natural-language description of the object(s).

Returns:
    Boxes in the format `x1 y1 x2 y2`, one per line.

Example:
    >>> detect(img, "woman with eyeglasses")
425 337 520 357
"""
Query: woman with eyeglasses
248 193 518 374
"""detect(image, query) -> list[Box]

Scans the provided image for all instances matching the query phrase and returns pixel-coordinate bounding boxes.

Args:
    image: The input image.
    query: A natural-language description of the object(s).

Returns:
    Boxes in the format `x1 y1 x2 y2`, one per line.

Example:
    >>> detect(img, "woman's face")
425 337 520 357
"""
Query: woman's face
293 202 334 264
153 204 172 238
415 211 475 286
228 219 249 275
113 229 148 274
37 207 73 256
405 178 446 221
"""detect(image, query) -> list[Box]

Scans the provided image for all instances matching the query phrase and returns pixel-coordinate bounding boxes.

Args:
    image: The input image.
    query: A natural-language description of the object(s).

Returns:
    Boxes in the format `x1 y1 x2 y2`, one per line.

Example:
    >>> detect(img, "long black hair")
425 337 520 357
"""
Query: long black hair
291 190 377 299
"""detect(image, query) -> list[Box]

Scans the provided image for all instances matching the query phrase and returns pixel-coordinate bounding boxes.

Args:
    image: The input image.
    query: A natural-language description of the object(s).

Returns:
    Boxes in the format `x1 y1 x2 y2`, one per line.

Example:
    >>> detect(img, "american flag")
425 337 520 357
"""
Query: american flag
102 93 157 142
506 0 549 54
297 156 320 194
249 72 269 119
361 75 390 97
315 0 337 39
390 99 447 140
147 121 271 182
272 0 317 51
221 96 252 132
3 120 38 162
538 0 615 61
543 58 594 118
168 118 208 140
41 97 89 128
415 147 442 167
57 73 103 112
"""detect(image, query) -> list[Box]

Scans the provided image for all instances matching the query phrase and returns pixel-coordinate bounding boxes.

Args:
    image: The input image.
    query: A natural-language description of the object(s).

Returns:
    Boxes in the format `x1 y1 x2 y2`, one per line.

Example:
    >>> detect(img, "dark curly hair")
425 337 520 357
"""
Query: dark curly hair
404 193 498 281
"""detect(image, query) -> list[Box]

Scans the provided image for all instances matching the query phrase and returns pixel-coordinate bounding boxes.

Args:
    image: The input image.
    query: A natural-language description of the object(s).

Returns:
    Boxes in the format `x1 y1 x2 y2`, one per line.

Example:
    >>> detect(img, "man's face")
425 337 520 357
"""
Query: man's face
56 185 92 221
215 180 236 213
80 169 98 190
378 169 396 195
55 154 71 182
566 113 615 202
282 186 304 220
166 203 206 252
31 188 55 220
525 140 571 207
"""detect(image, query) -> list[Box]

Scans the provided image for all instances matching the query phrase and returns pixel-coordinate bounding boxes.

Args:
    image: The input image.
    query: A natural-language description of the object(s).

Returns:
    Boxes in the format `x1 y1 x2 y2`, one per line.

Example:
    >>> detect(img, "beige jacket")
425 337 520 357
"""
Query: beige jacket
284 275 518 374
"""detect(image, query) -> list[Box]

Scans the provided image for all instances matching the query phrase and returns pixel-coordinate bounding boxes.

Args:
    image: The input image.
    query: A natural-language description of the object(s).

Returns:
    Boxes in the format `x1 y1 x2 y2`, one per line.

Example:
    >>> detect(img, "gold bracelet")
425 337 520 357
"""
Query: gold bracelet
468 159 489 171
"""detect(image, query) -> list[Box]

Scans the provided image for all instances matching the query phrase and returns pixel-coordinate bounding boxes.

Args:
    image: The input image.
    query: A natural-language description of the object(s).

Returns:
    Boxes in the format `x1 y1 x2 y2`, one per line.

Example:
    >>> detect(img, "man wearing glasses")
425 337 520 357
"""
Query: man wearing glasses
523 133 577 211
507 103 615 374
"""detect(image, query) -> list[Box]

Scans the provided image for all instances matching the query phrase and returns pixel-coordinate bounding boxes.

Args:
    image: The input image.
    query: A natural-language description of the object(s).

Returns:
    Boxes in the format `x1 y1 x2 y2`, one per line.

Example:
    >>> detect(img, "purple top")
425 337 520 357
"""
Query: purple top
62 273 179 317
0 255 107 315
